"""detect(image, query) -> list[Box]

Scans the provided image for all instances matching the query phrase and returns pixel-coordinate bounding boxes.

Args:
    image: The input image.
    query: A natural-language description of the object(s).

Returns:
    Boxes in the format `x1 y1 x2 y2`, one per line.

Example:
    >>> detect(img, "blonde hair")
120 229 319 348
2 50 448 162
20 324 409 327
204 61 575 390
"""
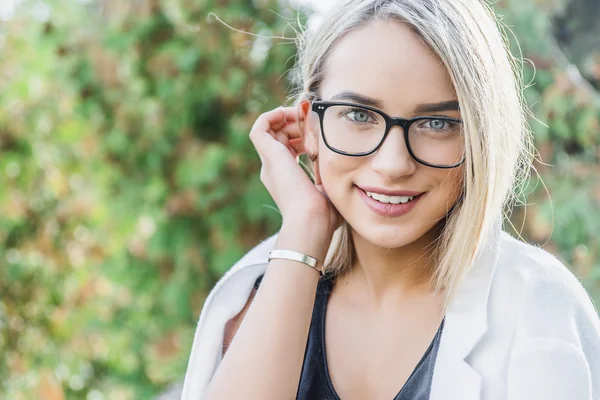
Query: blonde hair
292 0 534 307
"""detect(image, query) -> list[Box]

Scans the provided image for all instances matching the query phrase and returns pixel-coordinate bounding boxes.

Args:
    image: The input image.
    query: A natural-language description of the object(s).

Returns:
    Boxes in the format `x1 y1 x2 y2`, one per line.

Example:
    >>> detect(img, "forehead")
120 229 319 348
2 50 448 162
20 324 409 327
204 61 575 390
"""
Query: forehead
320 20 456 111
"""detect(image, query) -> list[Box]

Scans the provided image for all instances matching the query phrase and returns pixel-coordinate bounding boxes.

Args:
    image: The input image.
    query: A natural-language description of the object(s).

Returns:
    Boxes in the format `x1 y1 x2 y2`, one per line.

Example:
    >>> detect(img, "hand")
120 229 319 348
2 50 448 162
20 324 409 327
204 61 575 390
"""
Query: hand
249 104 343 241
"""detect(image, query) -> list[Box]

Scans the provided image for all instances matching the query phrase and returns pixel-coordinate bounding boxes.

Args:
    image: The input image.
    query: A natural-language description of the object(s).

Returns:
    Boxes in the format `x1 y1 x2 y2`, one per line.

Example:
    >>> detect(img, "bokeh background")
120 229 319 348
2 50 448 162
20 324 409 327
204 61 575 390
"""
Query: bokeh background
0 0 598 398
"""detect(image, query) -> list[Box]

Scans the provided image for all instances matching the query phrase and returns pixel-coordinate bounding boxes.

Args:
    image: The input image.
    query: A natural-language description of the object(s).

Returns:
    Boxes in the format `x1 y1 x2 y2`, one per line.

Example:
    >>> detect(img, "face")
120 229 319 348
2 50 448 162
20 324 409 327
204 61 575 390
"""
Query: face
305 20 464 251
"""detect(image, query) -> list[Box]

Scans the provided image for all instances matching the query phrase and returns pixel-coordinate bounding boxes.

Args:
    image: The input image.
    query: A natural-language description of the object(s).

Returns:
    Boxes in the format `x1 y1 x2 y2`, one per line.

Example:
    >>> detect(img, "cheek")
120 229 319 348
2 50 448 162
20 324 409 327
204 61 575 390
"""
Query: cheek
449 168 465 196
433 168 465 208
317 146 360 193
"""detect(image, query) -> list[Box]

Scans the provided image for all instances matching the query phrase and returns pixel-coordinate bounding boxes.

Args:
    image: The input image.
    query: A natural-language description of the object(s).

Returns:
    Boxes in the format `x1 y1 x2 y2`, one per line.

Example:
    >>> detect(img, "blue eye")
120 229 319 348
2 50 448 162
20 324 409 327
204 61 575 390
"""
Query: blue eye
339 107 378 124
418 119 460 131
349 110 370 123
427 119 447 129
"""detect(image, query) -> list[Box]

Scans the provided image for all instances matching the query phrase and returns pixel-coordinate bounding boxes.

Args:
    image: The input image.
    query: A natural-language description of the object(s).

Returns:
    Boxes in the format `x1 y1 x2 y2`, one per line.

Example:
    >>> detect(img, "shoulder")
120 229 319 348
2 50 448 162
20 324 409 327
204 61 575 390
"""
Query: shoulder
493 231 599 335
489 233 600 398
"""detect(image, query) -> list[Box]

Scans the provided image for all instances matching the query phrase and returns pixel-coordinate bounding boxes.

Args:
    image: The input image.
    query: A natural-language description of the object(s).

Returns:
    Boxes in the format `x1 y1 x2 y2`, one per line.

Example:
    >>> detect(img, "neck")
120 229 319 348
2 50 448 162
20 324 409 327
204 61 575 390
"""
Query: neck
339 225 442 308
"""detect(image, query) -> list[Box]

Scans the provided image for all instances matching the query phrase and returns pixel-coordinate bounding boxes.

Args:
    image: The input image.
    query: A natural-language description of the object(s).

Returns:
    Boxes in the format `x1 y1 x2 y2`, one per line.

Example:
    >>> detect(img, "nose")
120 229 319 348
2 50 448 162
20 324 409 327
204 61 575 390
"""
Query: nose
370 125 417 179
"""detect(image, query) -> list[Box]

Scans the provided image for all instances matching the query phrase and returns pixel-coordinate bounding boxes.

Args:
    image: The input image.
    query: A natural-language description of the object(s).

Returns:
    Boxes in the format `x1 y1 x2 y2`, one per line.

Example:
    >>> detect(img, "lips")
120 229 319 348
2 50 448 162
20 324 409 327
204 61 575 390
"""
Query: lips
356 186 424 217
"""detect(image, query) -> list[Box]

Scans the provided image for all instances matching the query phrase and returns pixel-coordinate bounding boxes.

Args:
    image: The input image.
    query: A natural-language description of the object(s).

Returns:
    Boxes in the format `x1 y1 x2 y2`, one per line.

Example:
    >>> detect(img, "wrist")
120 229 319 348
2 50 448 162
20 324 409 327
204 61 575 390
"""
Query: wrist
276 220 332 263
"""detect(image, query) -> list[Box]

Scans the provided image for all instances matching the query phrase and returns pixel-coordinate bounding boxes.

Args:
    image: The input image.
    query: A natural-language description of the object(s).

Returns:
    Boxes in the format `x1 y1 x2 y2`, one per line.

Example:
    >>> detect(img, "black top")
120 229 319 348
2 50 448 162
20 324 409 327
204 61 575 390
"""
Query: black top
294 274 445 400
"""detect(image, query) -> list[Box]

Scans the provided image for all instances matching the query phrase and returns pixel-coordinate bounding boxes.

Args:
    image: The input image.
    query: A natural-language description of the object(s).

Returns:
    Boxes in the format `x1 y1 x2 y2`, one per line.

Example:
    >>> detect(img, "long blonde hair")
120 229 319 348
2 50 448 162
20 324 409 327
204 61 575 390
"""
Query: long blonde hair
292 0 534 307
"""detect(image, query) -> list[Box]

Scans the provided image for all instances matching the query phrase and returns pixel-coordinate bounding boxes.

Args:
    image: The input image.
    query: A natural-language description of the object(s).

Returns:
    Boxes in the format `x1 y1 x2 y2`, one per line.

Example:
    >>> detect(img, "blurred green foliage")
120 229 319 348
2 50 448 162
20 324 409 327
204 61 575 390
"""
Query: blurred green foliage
1 0 296 398
0 0 598 398
499 0 600 292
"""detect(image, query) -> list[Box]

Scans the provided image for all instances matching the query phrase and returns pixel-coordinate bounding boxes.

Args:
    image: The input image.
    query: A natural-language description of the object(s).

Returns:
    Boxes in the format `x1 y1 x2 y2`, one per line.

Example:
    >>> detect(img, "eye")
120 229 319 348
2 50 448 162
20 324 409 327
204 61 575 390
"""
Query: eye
427 119 448 130
348 109 372 123
418 118 461 131
333 106 380 125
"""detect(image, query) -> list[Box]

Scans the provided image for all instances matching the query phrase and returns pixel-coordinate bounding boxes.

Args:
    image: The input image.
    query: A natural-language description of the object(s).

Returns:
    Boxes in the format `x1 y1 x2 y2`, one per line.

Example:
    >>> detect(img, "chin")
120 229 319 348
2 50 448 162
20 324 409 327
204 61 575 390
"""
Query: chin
351 222 430 250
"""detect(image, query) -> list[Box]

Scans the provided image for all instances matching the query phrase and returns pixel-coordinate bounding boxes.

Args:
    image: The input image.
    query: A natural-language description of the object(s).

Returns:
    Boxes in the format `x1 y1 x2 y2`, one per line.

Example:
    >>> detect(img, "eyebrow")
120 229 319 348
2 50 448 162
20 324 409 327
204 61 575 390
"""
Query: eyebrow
414 100 460 113
330 91 460 114
331 91 384 108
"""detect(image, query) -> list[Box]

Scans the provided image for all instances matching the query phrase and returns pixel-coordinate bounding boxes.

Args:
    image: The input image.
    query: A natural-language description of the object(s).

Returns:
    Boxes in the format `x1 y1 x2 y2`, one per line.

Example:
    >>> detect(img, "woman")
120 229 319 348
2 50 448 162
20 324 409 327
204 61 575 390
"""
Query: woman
182 0 600 399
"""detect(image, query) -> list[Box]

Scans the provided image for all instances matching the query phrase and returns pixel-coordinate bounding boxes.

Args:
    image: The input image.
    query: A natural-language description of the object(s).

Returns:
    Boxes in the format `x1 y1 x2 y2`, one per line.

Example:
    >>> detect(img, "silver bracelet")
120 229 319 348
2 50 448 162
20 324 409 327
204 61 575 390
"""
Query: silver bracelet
268 250 324 276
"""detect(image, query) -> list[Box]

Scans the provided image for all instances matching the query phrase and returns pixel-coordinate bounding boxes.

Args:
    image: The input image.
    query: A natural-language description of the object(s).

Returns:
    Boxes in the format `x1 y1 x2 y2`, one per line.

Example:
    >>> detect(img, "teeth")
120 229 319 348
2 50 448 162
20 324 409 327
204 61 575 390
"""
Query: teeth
366 191 414 204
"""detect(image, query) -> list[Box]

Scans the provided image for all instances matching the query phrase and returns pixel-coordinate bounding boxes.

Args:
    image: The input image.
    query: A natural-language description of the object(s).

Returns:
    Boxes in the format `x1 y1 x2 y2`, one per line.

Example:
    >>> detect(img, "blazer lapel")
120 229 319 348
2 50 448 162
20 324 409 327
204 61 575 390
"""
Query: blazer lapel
430 218 502 400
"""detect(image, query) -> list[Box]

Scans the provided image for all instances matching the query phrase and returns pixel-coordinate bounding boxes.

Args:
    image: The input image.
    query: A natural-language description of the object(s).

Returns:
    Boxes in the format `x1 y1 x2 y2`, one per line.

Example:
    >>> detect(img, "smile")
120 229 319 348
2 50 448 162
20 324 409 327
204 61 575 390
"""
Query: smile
365 191 414 204
356 186 425 217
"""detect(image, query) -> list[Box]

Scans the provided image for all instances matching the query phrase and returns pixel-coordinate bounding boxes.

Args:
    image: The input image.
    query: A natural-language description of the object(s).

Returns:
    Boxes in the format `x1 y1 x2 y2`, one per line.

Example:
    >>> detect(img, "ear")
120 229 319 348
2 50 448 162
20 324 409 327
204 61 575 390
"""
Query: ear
298 100 325 185
299 100 320 156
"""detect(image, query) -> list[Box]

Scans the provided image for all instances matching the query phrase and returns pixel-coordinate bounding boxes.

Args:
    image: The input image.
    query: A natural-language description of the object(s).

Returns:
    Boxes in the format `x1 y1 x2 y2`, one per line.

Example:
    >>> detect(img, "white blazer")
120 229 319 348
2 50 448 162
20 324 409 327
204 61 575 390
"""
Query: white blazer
181 221 600 400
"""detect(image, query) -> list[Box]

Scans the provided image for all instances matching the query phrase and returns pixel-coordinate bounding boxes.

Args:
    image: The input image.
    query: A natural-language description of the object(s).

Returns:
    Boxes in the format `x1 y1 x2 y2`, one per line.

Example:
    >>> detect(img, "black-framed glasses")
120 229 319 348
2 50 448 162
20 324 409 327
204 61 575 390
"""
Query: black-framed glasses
311 101 465 169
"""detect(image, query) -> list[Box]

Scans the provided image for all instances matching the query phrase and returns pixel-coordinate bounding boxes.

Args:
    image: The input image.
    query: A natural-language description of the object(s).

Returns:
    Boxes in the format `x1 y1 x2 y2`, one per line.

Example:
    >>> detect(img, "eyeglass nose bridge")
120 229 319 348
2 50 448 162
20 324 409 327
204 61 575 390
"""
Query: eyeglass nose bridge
371 116 417 162
386 116 412 131
379 117 413 144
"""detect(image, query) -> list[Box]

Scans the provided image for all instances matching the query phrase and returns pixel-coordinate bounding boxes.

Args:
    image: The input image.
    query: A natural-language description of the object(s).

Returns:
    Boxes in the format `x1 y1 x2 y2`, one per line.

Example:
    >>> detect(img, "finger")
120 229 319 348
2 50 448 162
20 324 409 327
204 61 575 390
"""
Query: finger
270 123 304 144
269 106 303 132
288 137 307 155
250 107 304 161
254 108 301 146
268 115 305 154
249 124 278 160
255 106 300 133
250 108 287 156
273 131 290 150
250 124 293 164
271 135 302 160
251 107 286 135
